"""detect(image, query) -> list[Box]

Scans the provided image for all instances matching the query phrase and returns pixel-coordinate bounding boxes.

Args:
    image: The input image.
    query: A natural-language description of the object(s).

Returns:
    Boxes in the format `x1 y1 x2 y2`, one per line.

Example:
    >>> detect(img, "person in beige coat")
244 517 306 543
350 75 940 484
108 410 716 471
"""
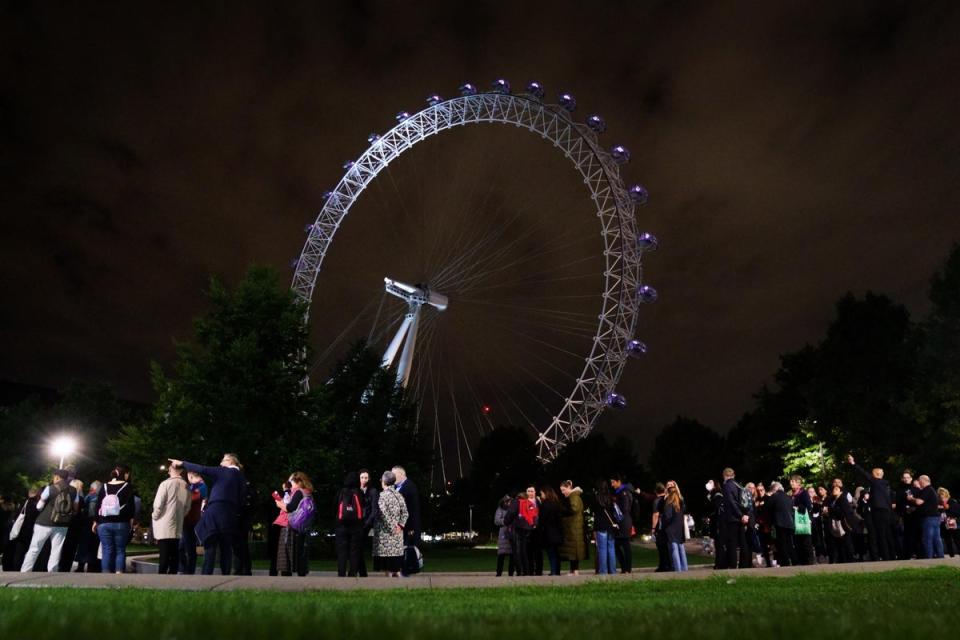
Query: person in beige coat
152 463 191 574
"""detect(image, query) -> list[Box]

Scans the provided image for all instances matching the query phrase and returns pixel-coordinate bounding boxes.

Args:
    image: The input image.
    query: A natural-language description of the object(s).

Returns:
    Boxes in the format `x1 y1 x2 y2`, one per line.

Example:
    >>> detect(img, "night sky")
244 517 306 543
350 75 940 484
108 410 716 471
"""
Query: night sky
3 2 960 457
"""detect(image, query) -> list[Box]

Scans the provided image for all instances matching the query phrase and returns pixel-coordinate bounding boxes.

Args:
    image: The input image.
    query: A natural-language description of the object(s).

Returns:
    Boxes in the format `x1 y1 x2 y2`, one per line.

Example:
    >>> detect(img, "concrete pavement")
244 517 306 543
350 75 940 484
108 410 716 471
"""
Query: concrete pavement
2 557 958 591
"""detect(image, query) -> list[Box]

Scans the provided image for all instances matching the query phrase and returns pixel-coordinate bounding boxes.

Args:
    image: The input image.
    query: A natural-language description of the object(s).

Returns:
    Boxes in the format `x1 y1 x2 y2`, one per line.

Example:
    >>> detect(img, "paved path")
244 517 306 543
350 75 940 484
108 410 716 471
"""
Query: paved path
1 557 957 591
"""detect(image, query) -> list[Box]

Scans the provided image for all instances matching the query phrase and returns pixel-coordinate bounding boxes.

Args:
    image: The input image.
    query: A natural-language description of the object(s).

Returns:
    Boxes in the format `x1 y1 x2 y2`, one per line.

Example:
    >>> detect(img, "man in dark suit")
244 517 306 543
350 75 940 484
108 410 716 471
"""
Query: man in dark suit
720 467 750 569
765 482 796 567
392 466 421 575
847 455 894 560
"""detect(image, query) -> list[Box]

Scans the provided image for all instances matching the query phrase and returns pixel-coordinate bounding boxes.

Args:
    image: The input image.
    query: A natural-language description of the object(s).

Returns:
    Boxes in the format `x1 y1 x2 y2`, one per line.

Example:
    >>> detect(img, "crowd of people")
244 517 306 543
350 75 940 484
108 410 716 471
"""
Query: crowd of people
700 457 960 569
1 451 958 576
0 453 425 578
489 457 960 575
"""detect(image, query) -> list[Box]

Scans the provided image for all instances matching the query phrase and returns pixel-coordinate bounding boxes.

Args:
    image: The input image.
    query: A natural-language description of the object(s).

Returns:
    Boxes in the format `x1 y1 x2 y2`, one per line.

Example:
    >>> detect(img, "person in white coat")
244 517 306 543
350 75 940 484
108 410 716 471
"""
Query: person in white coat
152 463 191 574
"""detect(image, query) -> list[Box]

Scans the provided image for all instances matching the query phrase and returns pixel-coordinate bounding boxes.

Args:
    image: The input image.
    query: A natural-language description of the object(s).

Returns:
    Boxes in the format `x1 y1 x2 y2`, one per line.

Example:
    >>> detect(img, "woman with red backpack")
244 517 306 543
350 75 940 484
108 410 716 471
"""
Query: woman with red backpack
274 471 314 577
334 472 365 577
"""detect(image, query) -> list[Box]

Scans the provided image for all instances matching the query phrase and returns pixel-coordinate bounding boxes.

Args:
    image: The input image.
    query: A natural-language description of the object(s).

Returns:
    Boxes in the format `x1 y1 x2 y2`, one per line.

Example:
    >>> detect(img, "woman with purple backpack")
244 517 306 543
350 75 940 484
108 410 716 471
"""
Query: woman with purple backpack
274 471 314 576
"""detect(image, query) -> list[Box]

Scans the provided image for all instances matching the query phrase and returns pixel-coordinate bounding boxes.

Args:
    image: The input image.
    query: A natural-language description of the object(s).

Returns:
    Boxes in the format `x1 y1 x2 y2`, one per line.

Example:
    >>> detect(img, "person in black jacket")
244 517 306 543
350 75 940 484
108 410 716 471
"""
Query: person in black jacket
826 484 856 563
357 469 378 577
334 472 365 577
765 482 795 567
538 486 564 576
937 487 960 557
705 480 725 568
894 470 919 559
846 455 894 560
609 474 634 573
392 466 421 576
719 468 750 569
650 483 670 572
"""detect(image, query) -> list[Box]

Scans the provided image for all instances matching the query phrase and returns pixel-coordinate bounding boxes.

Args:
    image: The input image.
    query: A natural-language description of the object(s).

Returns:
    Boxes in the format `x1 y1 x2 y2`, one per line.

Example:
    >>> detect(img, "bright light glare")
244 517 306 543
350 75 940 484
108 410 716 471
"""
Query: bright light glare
50 435 78 460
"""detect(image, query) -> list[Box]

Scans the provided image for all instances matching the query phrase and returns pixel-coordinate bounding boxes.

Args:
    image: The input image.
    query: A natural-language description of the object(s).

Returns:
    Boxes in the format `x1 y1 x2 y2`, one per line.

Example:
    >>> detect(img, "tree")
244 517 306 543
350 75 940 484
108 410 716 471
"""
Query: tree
779 419 835 487
467 426 539 534
648 417 723 517
109 266 323 509
908 243 960 486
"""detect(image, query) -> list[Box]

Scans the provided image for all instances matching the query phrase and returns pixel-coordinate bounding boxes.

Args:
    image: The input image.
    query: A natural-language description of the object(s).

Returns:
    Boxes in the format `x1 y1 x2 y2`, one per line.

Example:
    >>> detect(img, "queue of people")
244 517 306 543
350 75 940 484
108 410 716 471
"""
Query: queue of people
701 458 960 569
3 451 958 576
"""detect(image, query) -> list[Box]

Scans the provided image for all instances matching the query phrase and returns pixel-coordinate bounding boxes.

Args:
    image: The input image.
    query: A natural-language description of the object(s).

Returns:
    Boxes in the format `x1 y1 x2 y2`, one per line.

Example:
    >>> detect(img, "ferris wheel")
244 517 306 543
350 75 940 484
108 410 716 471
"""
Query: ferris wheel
291 78 658 476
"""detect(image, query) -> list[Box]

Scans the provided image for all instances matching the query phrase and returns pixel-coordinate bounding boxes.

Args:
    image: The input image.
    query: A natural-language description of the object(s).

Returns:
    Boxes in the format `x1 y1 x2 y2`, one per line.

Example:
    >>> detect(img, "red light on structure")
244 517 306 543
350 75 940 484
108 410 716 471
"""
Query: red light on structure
481 404 492 415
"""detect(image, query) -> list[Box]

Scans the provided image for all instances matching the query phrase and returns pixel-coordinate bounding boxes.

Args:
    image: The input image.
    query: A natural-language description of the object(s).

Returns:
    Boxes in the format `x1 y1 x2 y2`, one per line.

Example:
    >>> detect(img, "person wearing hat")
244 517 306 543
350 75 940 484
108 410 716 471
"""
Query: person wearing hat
19 469 79 572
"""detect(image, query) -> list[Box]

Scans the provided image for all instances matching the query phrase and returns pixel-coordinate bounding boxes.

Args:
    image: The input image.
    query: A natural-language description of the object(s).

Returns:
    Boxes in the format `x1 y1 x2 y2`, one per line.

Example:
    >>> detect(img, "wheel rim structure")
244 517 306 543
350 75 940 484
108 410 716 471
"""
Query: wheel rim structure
292 88 651 462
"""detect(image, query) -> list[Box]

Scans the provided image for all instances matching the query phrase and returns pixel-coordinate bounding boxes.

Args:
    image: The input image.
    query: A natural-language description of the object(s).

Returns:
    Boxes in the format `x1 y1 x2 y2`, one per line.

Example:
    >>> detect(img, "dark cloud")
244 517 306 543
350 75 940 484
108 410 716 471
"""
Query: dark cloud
2 1 960 460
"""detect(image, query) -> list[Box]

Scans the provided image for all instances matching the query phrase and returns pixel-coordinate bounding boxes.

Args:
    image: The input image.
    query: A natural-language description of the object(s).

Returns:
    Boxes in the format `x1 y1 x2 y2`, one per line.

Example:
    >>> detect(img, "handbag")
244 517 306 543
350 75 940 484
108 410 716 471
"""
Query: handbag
829 518 846 538
794 508 812 536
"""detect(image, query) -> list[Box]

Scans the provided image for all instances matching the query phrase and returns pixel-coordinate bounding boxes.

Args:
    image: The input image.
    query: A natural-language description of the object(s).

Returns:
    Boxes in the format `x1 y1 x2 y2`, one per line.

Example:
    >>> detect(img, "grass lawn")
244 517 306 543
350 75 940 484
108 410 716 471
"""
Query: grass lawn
1 567 957 639
248 543 714 572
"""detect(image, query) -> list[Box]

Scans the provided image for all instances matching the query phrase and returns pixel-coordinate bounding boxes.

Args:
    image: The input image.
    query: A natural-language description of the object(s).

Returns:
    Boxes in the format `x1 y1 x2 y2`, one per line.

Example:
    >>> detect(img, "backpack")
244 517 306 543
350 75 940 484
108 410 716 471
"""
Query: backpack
338 492 362 524
99 483 127 517
288 492 316 532
50 485 75 525
738 483 754 512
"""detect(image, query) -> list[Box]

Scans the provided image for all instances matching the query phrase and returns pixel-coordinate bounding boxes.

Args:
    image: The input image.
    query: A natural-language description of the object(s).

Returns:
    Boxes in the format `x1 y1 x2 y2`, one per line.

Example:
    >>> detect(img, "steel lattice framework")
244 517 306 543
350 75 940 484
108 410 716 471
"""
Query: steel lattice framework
292 90 650 462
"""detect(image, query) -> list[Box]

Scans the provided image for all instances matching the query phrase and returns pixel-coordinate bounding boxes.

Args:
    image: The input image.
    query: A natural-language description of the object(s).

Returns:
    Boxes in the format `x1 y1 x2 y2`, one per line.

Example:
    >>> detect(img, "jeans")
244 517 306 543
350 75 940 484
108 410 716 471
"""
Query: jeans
545 543 560 576
97 522 130 573
20 525 68 572
920 516 945 559
669 541 688 571
179 525 198 574
595 530 617 574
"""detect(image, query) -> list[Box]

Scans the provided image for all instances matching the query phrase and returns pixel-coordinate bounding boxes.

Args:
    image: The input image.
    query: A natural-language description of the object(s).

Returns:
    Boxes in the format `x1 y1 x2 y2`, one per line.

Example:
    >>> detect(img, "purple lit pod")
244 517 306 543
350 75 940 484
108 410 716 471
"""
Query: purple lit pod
342 160 355 170
491 78 511 94
606 392 627 409
322 190 334 202
367 133 380 144
586 114 607 134
426 94 443 106
637 284 658 303
459 83 478 96
611 145 631 164
637 232 659 252
558 92 577 112
629 184 649 205
289 258 300 269
526 81 545 100
626 339 648 358
304 224 314 233
395 111 411 123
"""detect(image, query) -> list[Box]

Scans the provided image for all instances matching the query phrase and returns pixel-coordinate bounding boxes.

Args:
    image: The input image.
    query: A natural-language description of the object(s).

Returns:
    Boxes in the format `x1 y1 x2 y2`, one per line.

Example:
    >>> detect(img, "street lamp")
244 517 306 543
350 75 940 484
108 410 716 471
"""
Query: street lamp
50 435 77 469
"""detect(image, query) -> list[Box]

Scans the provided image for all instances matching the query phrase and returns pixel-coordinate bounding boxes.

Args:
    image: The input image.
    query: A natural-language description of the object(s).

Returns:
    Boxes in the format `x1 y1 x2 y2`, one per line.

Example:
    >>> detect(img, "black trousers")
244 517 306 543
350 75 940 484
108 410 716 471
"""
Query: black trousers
900 516 920 559
179 524 197 574
614 536 632 573
157 538 179 574
720 521 750 569
267 523 282 576
202 533 233 576
655 529 671 571
943 528 960 557
514 529 532 575
830 532 855 563
871 509 895 560
774 526 796 566
335 527 364 576
496 553 515 576
794 534 815 565
233 524 252 575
